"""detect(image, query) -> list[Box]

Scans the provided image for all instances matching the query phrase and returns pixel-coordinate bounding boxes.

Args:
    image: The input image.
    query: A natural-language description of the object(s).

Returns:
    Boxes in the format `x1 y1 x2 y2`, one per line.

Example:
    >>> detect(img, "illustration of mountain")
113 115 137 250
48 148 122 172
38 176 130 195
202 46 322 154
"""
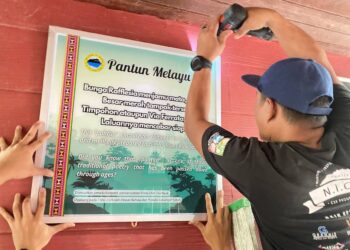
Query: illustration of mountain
87 58 102 68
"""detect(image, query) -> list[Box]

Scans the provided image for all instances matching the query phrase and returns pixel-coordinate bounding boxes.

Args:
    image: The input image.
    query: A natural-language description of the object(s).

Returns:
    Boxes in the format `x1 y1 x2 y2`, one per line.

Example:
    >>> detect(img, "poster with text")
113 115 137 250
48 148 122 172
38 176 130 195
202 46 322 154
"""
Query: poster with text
31 26 222 223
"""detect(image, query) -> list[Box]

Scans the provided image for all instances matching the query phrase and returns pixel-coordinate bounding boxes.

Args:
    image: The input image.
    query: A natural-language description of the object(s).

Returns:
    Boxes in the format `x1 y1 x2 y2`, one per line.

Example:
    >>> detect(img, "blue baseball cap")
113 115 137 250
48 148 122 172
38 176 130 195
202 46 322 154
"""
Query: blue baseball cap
242 58 333 115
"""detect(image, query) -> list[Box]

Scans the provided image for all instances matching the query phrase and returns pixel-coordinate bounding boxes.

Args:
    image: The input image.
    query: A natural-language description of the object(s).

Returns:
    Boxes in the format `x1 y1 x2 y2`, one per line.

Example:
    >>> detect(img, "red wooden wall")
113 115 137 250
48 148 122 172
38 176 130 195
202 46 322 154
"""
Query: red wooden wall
0 0 349 249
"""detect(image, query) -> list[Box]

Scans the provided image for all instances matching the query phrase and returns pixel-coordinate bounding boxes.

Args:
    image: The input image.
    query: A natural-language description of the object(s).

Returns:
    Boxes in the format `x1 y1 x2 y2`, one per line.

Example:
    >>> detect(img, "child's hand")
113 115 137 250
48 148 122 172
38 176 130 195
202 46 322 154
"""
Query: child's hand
0 121 54 185
0 188 75 250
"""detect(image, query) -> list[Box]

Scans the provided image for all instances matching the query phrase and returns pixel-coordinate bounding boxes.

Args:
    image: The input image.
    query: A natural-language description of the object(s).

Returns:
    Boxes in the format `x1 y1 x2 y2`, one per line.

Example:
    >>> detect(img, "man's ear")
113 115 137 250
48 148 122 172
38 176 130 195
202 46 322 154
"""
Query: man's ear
265 97 277 122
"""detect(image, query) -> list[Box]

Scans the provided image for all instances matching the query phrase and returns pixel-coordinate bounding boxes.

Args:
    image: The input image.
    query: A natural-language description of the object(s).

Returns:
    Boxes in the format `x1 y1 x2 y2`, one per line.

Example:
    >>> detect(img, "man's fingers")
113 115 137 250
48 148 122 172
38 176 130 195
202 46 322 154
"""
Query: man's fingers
217 190 224 209
11 126 23 146
208 15 220 33
224 206 232 221
219 29 233 44
189 220 205 234
234 22 250 39
30 132 51 151
12 193 22 220
216 190 224 219
22 197 33 219
51 223 75 235
32 167 54 178
0 207 14 227
21 121 43 145
36 188 46 219
0 137 8 151
205 193 214 216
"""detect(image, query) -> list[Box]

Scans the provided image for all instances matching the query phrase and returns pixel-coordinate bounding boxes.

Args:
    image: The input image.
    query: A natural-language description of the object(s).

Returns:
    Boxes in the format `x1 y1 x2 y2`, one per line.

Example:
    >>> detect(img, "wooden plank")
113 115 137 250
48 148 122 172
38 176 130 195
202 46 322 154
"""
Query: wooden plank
1 226 211 250
87 0 350 35
1 0 350 56
0 0 201 41
220 0 350 33
283 0 350 18
79 0 209 24
0 90 41 142
146 0 350 36
144 0 227 15
80 0 350 56
222 112 258 138
0 27 47 93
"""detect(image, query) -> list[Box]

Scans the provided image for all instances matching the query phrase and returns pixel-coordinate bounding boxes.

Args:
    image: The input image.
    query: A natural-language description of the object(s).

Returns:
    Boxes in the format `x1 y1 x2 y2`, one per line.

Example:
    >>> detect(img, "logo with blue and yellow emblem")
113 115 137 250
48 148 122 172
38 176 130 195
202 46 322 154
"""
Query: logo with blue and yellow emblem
84 53 105 72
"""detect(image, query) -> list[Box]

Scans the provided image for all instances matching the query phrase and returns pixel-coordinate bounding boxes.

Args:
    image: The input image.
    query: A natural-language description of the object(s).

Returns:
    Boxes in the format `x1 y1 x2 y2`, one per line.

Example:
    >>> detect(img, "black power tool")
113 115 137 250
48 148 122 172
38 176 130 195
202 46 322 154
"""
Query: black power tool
217 3 274 41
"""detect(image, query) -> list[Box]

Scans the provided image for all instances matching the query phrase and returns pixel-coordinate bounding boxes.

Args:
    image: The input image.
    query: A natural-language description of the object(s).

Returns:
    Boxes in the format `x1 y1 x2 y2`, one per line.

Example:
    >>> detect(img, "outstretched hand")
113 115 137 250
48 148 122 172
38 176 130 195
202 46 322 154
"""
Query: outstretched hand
0 188 75 250
0 121 54 185
190 190 233 250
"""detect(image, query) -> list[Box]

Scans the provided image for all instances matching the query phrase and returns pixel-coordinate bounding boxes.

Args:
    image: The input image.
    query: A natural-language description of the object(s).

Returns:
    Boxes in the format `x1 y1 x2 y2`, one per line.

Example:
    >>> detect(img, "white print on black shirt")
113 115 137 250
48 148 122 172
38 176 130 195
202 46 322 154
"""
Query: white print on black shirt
312 226 338 240
318 242 346 250
304 168 350 214
316 162 333 186
324 208 350 220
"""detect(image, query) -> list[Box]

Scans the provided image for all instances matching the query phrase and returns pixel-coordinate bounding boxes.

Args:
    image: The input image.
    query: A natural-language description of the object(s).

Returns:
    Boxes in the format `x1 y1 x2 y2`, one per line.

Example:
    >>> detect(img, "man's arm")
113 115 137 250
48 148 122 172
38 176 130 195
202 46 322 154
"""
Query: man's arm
185 68 213 157
235 8 340 84
184 18 232 156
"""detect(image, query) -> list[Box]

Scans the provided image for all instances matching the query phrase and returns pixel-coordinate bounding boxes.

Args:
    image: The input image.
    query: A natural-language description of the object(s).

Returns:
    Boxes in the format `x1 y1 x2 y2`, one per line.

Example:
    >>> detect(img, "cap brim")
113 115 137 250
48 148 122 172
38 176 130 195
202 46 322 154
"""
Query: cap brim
241 74 261 89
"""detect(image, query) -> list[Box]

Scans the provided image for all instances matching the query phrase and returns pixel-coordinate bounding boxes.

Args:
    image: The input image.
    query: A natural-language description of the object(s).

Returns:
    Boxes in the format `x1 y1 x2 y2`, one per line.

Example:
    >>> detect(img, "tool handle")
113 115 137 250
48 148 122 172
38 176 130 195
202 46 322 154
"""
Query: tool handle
247 27 274 41
217 3 274 41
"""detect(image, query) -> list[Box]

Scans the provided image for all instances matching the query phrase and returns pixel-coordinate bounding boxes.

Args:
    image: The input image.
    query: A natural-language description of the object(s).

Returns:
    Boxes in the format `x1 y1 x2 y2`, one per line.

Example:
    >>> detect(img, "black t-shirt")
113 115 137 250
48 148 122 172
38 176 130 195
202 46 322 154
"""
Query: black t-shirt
202 84 350 250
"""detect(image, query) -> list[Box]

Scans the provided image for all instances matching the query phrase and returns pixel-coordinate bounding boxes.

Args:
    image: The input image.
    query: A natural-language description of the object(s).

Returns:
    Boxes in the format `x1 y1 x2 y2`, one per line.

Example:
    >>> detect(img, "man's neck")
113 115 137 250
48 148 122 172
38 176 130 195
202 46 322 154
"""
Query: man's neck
298 127 325 149
272 124 325 149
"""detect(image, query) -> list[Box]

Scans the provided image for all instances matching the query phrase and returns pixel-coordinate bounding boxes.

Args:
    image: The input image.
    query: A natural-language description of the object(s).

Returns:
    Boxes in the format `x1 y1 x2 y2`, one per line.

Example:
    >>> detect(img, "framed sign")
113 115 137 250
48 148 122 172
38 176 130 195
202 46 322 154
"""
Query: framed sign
31 26 222 223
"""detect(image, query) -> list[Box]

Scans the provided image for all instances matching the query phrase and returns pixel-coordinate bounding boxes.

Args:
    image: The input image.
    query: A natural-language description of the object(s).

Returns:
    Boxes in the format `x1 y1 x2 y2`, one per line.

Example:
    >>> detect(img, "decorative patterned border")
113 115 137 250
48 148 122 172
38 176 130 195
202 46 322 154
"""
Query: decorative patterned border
49 35 80 216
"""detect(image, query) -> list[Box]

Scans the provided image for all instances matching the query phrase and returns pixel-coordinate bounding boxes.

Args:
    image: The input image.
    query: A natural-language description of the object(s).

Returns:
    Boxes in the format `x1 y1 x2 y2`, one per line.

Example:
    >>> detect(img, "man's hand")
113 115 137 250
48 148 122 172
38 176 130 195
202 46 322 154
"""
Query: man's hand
233 7 276 39
233 7 339 84
197 16 233 62
185 17 232 156
0 121 54 185
190 191 233 250
0 188 75 250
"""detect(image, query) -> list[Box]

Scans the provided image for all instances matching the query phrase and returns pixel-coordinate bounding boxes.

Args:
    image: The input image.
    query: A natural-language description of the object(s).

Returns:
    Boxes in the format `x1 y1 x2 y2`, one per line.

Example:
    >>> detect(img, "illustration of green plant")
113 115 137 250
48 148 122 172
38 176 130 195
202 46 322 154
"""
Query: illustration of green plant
67 154 81 180
205 173 216 187
72 173 107 189
166 151 216 213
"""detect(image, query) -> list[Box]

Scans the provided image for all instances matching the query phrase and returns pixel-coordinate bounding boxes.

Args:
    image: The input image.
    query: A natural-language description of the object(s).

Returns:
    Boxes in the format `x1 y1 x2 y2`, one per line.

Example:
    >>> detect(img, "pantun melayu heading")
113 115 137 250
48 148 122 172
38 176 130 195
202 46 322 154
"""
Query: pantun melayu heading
107 59 191 84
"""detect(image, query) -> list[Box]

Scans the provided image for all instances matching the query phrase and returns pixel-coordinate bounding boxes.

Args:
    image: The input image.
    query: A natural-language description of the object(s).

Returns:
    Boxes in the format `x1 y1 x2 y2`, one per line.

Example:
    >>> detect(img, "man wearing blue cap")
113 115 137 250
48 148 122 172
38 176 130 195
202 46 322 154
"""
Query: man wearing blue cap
185 7 350 250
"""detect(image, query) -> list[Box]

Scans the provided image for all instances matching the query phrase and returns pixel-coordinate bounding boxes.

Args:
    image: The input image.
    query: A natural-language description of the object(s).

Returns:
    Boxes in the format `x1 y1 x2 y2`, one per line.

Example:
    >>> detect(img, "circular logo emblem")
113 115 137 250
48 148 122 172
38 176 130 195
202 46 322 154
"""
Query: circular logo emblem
84 53 105 72
318 226 328 235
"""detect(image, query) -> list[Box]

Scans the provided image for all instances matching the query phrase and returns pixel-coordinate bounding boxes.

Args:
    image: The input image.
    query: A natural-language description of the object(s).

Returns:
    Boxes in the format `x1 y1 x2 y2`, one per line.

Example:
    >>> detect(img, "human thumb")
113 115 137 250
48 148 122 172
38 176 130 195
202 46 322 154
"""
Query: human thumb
189 220 205 234
234 22 250 39
51 223 76 235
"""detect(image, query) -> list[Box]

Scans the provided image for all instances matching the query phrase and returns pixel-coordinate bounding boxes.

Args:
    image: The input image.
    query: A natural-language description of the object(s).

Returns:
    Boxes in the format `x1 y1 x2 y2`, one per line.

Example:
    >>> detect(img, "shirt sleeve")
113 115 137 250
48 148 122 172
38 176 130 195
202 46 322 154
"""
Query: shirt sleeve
201 124 270 199
326 84 350 137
